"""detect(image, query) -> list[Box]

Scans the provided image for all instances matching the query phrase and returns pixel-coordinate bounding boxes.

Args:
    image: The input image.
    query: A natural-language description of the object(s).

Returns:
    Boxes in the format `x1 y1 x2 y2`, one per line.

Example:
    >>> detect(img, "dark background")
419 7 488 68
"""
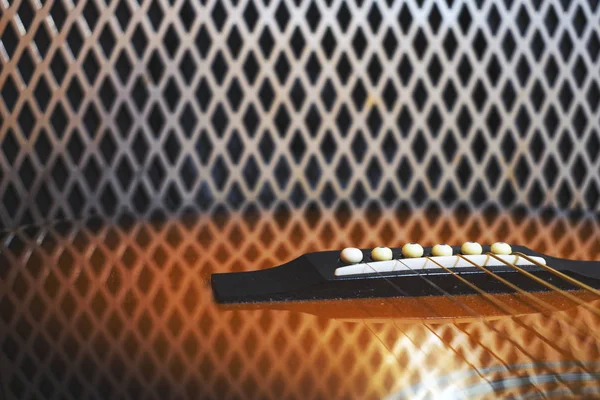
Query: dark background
0 0 599 231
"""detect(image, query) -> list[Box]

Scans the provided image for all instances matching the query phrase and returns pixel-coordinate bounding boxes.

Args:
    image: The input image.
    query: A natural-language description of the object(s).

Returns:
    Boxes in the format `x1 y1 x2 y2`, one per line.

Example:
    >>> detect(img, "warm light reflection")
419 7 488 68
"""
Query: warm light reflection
0 209 599 398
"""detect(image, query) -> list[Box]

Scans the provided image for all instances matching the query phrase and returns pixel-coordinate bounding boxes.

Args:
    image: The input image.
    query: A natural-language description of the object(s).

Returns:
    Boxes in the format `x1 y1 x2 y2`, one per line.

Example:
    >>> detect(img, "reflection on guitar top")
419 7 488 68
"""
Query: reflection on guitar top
1 209 599 399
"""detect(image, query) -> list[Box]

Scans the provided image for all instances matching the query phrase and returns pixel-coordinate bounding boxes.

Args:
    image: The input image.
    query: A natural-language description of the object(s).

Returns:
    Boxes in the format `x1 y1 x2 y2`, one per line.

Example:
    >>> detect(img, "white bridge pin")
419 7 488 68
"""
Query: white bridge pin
491 242 512 255
371 247 393 261
432 244 453 257
402 243 424 258
461 242 483 255
340 247 363 264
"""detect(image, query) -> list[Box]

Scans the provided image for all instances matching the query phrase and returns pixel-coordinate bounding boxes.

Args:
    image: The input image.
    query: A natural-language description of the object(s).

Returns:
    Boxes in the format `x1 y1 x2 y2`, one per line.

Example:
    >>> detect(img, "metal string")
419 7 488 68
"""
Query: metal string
431 255 600 355
485 253 600 319
447 253 600 394
343 250 600 396
360 261 552 398
513 252 600 297
454 254 600 341
391 257 597 397
355 266 499 396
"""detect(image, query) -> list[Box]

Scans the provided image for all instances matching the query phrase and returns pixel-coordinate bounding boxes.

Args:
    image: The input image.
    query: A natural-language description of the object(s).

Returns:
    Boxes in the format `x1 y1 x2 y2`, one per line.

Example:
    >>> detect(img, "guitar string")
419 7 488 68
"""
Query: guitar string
474 252 600 387
454 254 600 341
450 253 600 395
357 265 551 399
513 252 600 296
356 319 455 400
342 249 600 396
354 251 600 334
366 253 587 346
354 269 500 398
355 291 508 397
392 258 586 398
360 261 552 398
427 255 600 364
485 253 600 319
356 252 600 340
358 311 528 397
360 320 517 400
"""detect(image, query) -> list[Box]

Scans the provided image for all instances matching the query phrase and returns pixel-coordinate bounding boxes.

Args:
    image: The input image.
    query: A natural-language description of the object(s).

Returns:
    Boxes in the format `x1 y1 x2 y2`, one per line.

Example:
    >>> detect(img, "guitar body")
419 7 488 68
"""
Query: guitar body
2 216 600 399
211 240 600 398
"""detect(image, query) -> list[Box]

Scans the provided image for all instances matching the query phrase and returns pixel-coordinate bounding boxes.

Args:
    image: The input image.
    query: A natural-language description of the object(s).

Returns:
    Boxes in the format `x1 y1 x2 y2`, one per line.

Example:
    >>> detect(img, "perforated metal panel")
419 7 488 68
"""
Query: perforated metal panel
0 0 599 230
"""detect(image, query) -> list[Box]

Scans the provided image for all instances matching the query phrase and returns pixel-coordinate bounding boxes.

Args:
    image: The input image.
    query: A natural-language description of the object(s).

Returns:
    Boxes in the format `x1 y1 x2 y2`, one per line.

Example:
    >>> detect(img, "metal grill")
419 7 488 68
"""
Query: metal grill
0 0 599 230
1 210 600 399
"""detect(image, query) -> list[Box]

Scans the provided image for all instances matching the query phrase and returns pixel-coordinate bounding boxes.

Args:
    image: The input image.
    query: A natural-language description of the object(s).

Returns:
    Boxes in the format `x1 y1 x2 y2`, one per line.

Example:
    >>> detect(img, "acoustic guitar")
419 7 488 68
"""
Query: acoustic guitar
212 241 600 398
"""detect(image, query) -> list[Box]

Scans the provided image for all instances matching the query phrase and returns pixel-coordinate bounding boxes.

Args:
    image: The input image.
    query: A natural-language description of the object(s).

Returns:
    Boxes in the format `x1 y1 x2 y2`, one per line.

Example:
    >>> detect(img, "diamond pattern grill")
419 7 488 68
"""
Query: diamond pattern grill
0 0 600 230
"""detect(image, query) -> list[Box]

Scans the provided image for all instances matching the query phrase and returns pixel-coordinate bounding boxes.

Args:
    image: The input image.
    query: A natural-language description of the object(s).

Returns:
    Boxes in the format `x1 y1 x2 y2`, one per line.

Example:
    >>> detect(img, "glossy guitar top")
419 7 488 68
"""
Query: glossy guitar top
2 212 600 400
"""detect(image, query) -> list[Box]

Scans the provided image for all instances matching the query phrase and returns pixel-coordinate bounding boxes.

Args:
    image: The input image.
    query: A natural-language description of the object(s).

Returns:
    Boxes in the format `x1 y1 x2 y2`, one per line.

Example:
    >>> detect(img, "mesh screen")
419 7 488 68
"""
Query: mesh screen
1 210 600 399
0 0 600 230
